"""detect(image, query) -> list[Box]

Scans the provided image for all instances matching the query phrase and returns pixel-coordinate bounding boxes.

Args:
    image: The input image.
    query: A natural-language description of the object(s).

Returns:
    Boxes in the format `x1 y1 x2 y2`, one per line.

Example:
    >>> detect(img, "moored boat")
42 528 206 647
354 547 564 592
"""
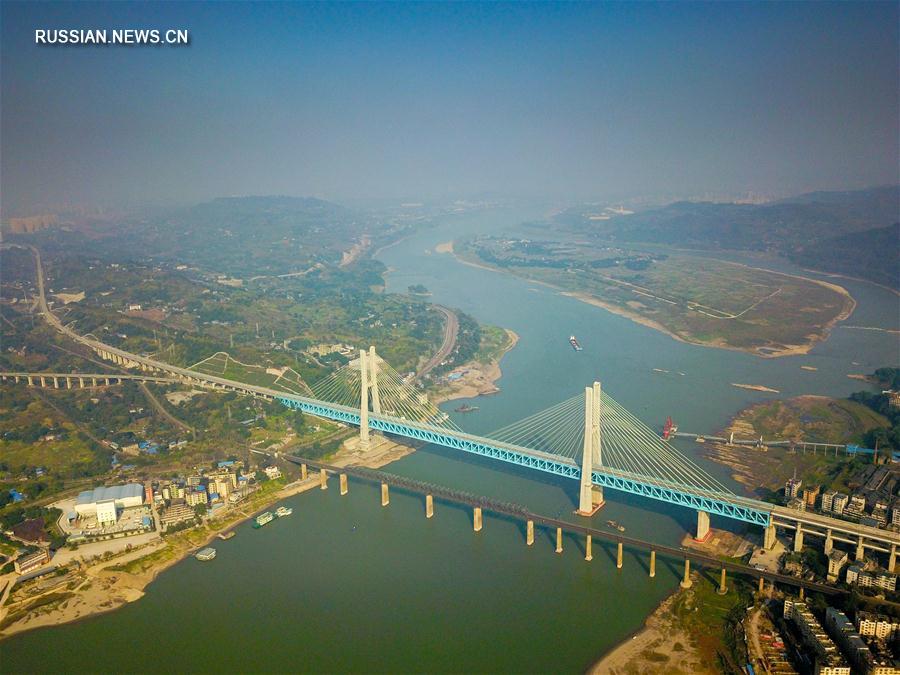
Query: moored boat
275 506 293 518
195 547 217 561
253 511 274 528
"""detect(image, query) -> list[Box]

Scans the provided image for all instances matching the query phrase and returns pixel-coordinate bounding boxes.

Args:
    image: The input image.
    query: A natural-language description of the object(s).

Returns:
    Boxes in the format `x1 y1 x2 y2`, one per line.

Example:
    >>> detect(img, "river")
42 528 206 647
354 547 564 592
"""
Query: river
4 207 898 673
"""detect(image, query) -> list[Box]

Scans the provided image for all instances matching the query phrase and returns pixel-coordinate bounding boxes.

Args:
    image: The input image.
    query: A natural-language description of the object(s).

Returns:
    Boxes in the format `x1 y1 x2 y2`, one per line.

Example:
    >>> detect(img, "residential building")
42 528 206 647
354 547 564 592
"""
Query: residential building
784 599 850 675
822 490 837 513
159 504 195 529
825 607 877 675
827 550 849 583
856 612 900 640
264 465 282 480
14 549 50 574
186 487 208 507
805 486 822 509
846 495 867 519
833 493 849 516
786 477 803 500
846 565 897 592
891 504 900 528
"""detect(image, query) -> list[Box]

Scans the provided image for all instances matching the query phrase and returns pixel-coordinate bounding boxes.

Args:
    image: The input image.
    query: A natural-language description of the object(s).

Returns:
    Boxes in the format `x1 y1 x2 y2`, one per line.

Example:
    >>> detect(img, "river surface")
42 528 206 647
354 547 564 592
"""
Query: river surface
5 208 898 673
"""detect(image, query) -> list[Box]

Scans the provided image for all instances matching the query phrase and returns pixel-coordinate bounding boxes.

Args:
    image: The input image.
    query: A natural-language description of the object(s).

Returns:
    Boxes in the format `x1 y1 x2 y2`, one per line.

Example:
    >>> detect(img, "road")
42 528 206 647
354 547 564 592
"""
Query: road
417 305 458 378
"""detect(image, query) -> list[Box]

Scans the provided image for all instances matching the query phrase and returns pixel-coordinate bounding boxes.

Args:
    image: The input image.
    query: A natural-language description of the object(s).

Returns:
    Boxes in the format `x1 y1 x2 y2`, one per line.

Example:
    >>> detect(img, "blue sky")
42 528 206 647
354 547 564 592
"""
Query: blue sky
1 1 897 214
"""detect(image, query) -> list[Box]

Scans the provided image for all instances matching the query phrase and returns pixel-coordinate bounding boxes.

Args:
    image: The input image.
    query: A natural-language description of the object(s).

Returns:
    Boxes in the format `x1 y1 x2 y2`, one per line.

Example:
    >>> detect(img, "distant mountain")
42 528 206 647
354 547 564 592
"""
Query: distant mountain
554 186 899 289
792 223 899 290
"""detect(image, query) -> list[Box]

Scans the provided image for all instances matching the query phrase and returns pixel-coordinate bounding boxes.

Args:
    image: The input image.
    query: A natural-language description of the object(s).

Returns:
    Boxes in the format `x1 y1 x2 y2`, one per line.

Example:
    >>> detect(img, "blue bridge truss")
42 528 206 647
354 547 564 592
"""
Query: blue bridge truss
276 395 772 527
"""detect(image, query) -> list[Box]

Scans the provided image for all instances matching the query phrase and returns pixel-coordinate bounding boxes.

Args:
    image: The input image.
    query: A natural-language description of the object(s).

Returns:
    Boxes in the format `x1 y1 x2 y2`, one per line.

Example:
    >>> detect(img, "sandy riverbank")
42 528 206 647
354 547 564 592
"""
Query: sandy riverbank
444 240 855 359
431 329 520 404
588 583 705 675
0 437 417 640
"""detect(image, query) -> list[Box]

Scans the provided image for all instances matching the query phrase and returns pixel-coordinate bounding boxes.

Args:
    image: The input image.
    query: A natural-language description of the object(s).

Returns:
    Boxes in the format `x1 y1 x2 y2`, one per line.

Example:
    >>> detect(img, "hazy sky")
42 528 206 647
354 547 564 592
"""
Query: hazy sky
1 1 898 215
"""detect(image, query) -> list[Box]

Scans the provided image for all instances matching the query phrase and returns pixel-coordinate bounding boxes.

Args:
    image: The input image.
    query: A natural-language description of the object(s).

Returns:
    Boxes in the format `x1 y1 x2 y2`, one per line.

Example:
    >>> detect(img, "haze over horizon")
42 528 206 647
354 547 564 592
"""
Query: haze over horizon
1 1 898 216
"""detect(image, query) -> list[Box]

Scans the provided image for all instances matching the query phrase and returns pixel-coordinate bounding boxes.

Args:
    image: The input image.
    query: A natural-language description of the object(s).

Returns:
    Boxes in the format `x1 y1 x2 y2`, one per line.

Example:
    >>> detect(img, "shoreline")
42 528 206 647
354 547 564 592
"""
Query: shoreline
430 328 520 405
449 243 855 359
0 438 417 640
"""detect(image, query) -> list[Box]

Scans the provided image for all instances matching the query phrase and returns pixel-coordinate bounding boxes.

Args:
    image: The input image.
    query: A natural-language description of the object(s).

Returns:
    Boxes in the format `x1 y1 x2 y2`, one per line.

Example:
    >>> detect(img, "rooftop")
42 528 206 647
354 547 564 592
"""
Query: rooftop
75 483 144 505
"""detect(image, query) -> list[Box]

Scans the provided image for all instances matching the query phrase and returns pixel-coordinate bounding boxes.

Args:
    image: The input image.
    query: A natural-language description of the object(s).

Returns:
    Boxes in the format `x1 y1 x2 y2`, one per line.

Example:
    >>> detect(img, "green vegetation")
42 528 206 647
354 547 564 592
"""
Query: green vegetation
849 366 900 455
460 237 853 355
668 572 753 674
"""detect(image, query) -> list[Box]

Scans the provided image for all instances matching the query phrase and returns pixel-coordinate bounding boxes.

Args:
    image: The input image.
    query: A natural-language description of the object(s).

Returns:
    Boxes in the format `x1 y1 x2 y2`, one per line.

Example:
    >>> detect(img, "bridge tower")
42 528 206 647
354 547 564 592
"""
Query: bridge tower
359 349 370 449
578 381 605 516
368 346 382 415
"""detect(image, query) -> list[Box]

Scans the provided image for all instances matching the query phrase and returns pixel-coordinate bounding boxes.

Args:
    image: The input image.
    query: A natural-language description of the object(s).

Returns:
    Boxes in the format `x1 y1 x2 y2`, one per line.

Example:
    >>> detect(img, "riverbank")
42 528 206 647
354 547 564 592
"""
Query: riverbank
0 437 417 640
444 239 857 359
430 328 519 404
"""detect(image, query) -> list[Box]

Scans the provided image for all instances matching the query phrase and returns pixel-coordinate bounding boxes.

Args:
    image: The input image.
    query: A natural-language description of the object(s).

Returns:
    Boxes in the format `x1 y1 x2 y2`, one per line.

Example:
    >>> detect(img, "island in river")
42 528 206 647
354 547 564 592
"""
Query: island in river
451 237 856 358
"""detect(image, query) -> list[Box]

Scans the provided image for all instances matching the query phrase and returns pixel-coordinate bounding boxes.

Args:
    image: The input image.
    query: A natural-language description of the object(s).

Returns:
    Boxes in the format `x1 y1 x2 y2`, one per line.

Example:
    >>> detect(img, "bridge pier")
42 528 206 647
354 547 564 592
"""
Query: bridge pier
717 567 727 595
301 464 308 481
425 494 434 519
890 544 896 573
616 541 623 569
27 376 34 386
381 483 389 506
578 382 605 515
799 586 805 601
92 377 97 387
680 559 692 589
758 577 765 594
319 469 328 490
53 377 59 388
824 529 833 555
40 376 46 387
695 510 711 542
339 473 348 495
555 527 563 554
526 520 534 546
764 523 776 549
79 377 84 388
856 537 865 562
585 535 592 562
66 377 72 389
793 523 804 552
649 550 656 577
473 507 482 532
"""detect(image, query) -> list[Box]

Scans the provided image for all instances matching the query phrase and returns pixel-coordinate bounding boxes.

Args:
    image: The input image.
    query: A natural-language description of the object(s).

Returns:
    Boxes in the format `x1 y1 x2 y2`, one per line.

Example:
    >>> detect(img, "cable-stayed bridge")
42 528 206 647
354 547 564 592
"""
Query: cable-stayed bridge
11 242 900 567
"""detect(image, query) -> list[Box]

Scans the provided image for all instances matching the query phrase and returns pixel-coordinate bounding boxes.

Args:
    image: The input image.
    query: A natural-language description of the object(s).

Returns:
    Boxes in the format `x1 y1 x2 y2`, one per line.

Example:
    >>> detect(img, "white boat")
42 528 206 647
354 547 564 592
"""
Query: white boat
195 547 217 561
275 506 293 518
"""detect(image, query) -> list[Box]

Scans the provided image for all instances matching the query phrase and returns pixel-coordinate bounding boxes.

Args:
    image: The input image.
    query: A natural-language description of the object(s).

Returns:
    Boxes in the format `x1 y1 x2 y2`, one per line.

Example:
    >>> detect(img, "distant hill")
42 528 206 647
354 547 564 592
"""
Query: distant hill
554 186 899 289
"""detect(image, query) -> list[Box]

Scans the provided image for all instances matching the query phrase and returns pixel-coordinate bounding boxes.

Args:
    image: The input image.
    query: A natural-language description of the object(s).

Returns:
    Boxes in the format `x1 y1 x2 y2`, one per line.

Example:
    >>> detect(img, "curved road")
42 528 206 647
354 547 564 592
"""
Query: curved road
417 305 458 378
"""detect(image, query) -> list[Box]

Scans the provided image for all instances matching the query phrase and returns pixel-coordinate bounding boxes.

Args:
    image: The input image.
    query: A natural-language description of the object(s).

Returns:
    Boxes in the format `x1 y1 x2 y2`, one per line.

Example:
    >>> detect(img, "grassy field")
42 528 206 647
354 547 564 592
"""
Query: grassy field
189 352 311 394
460 239 854 356
701 395 888 495
473 324 515 365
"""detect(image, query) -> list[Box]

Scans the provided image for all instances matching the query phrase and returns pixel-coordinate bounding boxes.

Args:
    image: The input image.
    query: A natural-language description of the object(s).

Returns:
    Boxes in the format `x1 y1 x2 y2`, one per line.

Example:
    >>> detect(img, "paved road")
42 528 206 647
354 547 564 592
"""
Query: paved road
417 305 458 378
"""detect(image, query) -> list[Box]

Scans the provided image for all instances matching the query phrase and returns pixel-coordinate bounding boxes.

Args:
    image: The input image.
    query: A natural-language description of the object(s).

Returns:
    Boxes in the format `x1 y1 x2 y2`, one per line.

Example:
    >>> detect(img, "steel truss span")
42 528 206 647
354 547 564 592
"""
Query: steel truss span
276 396 771 526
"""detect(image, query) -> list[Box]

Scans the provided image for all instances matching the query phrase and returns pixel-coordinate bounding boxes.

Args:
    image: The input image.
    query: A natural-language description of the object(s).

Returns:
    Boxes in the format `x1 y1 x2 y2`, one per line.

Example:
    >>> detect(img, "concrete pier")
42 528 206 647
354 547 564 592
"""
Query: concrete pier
555 527 563 553
680 559 692 589
301 464 308 481
793 523 804 552
585 535 593 562
40 376 46 387
53 377 59 388
381 482 390 506
649 550 656 577
856 537 865 562
718 567 727 595
526 520 534 546
425 494 434 519
319 469 328 489
799 586 805 600
758 577 765 593
890 544 896 573
27 376 34 386
763 523 776 549
66 377 72 389
473 507 483 532
339 473 348 495
824 529 833 555
695 510 710 542
79 377 85 388
616 541 623 569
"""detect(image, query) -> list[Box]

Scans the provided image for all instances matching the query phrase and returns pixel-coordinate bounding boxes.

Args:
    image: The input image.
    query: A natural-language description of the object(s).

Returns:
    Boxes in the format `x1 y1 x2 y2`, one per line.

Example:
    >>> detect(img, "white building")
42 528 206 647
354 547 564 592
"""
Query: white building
74 484 144 524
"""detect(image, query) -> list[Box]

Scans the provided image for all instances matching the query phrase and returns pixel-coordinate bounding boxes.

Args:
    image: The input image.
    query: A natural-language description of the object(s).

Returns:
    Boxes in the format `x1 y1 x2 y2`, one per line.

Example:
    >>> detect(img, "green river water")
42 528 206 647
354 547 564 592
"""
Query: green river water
4 208 898 673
